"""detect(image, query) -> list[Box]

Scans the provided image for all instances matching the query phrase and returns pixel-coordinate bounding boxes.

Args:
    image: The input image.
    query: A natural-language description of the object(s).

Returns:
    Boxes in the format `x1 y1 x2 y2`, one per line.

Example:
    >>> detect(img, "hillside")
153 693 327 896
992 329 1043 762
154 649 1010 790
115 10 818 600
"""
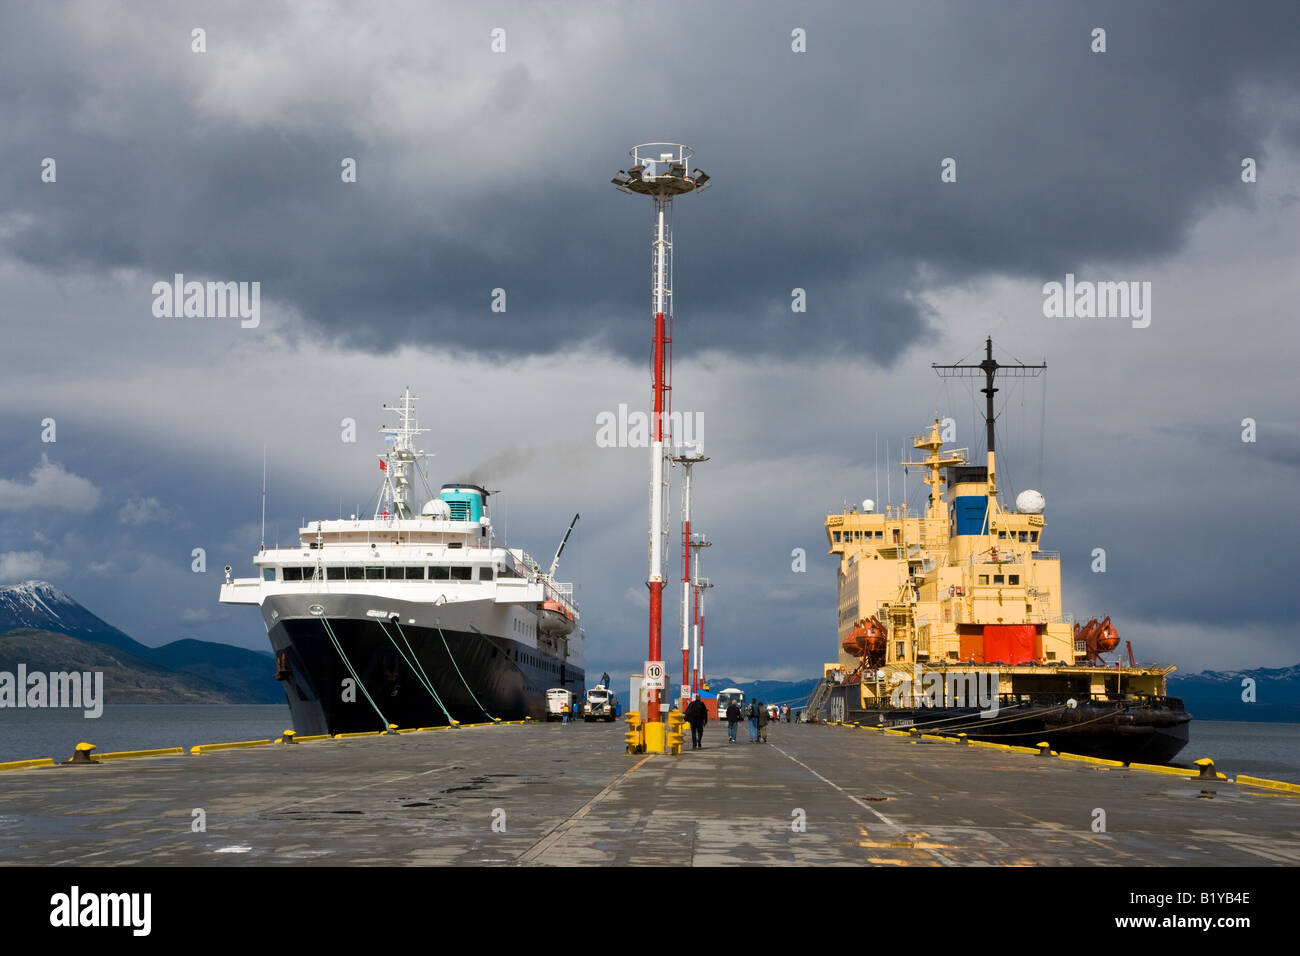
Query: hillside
0 581 281 704
0 629 237 703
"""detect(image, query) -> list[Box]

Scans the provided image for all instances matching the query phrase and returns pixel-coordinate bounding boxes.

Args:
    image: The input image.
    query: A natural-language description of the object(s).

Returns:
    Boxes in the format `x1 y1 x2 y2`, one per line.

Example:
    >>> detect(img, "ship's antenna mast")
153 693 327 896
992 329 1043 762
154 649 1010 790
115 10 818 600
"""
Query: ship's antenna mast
932 336 1046 499
612 143 711 736
260 445 267 552
376 387 430 521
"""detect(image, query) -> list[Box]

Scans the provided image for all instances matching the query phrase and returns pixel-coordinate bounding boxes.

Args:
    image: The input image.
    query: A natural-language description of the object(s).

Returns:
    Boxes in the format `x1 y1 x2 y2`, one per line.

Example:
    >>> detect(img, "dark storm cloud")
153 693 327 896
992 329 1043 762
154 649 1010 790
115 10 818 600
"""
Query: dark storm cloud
3 1 1299 363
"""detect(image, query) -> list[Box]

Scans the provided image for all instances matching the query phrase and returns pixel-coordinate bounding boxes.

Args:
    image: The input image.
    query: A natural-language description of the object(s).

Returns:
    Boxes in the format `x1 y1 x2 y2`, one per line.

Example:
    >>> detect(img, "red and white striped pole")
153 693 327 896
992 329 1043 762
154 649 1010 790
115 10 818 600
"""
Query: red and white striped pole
612 145 711 741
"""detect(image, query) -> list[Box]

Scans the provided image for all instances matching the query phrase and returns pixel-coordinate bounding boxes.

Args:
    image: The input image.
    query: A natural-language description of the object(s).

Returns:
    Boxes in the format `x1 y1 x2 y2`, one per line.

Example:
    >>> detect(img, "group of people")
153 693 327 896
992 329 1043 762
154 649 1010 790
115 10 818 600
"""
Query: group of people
682 695 795 748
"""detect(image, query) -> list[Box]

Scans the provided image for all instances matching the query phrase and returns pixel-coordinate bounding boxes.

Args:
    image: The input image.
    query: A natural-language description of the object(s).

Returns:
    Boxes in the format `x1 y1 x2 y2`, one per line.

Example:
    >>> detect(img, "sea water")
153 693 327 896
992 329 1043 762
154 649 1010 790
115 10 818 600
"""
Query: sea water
0 704 291 763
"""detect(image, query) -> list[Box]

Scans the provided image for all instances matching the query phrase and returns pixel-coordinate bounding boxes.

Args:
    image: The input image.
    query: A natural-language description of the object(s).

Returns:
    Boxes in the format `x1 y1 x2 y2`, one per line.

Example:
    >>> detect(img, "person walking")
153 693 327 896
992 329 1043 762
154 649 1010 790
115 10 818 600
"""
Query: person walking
747 699 759 743
758 702 770 742
725 699 741 742
685 694 708 750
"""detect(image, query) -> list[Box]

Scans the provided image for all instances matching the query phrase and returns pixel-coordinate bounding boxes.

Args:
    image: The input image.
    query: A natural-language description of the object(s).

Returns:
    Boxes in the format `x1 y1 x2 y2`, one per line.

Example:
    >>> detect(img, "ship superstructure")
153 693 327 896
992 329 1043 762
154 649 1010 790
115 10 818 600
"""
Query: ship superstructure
815 339 1189 763
219 389 585 734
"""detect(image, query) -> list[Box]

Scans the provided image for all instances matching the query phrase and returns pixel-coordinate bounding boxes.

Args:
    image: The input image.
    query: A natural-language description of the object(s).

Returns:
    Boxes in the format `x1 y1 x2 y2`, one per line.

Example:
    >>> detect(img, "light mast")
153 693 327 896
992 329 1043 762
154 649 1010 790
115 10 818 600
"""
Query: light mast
612 144 711 746
671 444 708 700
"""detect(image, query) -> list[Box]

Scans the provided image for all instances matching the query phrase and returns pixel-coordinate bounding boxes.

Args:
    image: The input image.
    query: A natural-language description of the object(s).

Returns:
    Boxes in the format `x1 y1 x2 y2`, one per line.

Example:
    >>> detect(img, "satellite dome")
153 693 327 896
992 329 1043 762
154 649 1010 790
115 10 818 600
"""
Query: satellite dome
1015 489 1045 514
422 499 452 518
862 499 875 513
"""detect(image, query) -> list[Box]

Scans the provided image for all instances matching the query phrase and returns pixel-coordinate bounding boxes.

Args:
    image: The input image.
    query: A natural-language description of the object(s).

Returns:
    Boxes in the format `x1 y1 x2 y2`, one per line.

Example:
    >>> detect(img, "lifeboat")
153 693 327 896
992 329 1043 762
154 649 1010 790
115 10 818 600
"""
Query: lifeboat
842 614 887 668
537 599 576 637
1074 615 1120 663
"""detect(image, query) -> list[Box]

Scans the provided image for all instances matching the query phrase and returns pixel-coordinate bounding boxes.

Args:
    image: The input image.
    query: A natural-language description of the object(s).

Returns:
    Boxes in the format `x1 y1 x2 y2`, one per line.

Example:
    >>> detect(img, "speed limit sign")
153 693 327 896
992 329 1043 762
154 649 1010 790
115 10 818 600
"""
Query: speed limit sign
643 660 665 690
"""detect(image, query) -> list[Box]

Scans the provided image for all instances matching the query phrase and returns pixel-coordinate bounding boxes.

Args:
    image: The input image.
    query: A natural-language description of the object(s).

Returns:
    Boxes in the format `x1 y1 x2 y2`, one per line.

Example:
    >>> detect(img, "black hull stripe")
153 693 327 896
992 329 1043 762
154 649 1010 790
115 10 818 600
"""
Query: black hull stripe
269 619 584 736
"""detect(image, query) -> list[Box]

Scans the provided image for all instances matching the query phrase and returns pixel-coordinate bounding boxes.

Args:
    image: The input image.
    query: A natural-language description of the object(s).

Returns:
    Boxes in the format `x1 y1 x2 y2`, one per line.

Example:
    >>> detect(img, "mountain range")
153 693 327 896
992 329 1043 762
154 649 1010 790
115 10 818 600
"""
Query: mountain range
0 581 280 703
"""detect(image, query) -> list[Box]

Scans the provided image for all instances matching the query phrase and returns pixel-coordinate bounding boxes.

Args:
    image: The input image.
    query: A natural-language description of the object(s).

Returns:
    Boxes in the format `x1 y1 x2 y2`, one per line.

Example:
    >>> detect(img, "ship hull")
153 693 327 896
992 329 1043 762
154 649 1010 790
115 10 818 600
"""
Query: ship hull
269 617 584 736
817 682 1191 765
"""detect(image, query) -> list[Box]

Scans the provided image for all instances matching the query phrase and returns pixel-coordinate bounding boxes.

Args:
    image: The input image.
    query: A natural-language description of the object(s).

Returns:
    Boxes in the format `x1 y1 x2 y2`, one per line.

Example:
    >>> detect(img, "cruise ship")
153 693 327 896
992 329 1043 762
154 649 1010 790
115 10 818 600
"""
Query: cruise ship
219 389 586 735
809 339 1190 763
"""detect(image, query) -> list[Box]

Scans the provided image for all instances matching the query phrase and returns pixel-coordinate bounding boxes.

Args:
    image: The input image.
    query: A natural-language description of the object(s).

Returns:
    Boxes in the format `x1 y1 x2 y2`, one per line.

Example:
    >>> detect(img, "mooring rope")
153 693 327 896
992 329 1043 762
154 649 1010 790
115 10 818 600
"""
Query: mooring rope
318 615 389 730
376 618 455 725
439 624 497 722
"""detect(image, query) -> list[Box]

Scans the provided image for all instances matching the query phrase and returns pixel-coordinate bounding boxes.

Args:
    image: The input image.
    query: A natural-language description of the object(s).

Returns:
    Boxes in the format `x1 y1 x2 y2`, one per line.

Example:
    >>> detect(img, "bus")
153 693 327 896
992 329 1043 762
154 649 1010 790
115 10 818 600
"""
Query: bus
716 687 745 719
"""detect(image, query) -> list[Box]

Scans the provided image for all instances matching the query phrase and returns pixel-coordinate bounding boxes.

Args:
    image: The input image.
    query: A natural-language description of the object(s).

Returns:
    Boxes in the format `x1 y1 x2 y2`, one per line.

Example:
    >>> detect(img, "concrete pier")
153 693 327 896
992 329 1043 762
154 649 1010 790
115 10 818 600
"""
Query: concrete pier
1 722 1296 866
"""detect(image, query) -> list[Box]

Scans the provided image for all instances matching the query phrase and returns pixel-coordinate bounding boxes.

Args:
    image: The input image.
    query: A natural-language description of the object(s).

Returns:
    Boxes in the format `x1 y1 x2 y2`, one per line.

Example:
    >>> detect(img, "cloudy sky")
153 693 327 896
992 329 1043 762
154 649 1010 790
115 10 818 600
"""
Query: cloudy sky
1 1 1297 682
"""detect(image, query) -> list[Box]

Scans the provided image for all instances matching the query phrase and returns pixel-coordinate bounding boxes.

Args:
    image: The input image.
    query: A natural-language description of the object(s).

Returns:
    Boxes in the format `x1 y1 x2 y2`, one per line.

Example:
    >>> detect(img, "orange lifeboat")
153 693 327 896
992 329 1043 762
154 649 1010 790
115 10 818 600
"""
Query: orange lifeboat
537 599 576 637
842 614 887 668
1074 615 1120 663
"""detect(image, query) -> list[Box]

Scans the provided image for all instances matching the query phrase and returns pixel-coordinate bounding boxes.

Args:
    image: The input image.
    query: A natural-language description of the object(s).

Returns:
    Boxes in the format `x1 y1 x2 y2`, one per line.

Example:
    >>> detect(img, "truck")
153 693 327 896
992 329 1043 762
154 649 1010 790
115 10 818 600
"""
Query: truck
583 684 619 722
545 688 575 722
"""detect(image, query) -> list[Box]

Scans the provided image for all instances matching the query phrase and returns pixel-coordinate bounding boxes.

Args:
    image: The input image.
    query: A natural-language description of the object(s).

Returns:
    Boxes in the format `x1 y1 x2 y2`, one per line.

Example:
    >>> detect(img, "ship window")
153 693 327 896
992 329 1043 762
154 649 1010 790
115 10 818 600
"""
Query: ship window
1030 531 1039 542
365 566 384 580
875 530 883 538
430 566 450 580
993 574 1004 584
978 574 989 585
1018 531 1028 542
450 566 472 581
262 567 276 581
283 567 303 581
833 531 841 542
895 641 905 660
385 566 404 579
346 566 364 580
448 542 463 550
326 567 345 580
479 566 493 581
1009 574 1020 585
1045 651 1056 660
998 530 1007 539
405 567 425 579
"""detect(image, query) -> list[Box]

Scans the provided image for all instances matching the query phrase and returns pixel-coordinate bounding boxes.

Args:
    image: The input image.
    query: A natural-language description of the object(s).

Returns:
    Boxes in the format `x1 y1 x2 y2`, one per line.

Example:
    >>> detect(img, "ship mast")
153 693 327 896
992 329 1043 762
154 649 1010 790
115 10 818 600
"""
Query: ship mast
933 337 1045 503
376 387 430 521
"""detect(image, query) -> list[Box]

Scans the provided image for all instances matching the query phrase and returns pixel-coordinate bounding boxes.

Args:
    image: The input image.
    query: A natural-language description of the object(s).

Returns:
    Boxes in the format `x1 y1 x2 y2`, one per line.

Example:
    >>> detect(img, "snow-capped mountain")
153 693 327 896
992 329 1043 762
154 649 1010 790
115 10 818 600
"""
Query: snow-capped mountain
0 580 279 703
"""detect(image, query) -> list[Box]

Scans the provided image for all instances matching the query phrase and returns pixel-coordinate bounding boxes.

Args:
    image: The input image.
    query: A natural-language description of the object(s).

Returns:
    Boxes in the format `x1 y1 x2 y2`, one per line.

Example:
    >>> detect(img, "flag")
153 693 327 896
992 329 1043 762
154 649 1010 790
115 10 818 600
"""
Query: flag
379 459 387 471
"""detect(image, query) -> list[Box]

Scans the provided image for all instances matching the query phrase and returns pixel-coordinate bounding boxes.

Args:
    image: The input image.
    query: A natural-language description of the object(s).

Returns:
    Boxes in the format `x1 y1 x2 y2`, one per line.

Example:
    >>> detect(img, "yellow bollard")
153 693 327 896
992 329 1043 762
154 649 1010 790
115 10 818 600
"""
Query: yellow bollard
624 712 644 754
666 709 686 755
